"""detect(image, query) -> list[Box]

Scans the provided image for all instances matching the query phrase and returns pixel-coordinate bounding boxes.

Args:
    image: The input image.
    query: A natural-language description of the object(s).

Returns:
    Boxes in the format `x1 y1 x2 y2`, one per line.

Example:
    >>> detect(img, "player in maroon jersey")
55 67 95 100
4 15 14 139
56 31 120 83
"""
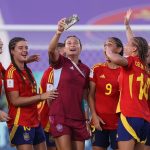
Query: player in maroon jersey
48 18 91 150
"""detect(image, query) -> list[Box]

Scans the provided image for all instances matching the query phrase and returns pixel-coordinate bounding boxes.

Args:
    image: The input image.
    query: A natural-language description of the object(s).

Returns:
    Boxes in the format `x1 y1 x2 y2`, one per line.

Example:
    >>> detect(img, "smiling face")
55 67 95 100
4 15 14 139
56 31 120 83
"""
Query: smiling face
11 40 29 64
64 36 82 58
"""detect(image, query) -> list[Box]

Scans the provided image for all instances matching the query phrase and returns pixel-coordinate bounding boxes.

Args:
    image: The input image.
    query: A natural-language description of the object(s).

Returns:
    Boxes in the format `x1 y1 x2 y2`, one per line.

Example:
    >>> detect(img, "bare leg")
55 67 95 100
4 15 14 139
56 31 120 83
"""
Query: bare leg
92 146 107 150
72 140 85 150
144 145 150 150
118 139 135 150
55 135 72 150
134 143 144 150
16 144 34 150
47 146 57 150
34 141 47 150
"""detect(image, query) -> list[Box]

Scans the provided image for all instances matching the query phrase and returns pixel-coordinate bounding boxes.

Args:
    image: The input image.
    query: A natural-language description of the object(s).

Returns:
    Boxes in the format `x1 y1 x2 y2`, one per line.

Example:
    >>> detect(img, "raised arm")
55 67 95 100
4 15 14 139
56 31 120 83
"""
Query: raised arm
125 9 134 42
105 45 128 66
48 18 66 62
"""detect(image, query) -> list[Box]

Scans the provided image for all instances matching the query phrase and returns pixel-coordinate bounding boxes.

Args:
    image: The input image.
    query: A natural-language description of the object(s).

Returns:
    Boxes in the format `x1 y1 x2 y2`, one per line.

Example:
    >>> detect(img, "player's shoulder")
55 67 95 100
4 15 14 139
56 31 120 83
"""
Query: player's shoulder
5 64 16 79
44 66 53 73
42 66 54 77
81 62 90 71
92 62 106 70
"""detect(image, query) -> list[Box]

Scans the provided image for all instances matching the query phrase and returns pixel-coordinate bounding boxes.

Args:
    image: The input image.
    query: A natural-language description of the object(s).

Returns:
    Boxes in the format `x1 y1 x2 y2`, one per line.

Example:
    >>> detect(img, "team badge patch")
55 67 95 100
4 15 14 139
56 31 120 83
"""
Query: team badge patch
7 79 14 88
23 132 30 141
56 124 63 132
46 83 54 91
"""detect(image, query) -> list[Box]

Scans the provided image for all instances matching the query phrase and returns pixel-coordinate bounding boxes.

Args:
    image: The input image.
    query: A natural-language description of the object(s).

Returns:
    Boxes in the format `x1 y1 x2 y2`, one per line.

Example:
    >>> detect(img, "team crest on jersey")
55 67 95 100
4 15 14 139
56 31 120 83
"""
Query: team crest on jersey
46 83 54 91
70 66 74 70
56 124 63 132
23 132 30 141
7 79 14 88
99 74 105 78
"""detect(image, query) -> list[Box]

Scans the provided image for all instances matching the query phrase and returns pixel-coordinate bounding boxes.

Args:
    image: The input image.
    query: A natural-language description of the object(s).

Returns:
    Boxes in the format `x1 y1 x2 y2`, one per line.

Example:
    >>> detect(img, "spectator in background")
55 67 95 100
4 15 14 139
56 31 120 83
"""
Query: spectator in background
88 37 123 150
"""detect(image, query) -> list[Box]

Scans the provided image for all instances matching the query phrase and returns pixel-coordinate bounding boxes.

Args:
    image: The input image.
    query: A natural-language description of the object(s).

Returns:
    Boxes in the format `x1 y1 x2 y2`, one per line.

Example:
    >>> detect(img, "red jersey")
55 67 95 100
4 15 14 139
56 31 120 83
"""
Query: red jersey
117 56 150 122
0 62 5 95
38 66 54 132
4 64 39 128
90 63 120 129
50 55 90 120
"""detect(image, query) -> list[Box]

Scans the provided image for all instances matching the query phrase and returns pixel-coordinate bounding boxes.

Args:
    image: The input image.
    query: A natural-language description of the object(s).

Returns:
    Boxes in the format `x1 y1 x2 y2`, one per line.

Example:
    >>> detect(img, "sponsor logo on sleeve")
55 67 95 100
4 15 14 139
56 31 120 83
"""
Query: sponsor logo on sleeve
7 79 14 88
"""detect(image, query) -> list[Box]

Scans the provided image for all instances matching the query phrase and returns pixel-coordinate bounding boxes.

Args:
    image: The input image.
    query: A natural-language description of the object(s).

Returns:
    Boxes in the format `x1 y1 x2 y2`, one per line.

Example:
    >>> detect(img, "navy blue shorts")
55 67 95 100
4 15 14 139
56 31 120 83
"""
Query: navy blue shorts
145 123 150 146
91 129 117 149
44 131 56 147
9 124 46 145
117 114 149 143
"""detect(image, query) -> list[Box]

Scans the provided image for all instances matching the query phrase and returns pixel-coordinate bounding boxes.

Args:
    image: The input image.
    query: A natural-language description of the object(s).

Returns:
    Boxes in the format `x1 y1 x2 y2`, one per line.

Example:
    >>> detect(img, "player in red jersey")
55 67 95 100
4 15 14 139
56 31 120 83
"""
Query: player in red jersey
105 32 150 150
0 38 41 122
124 9 150 150
89 37 123 150
48 18 91 150
0 38 10 122
39 43 65 150
4 37 58 150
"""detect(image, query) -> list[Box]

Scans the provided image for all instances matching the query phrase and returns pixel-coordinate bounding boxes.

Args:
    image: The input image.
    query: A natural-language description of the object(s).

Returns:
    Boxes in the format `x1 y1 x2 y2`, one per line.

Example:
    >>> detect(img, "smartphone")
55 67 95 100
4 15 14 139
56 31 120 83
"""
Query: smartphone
64 14 79 30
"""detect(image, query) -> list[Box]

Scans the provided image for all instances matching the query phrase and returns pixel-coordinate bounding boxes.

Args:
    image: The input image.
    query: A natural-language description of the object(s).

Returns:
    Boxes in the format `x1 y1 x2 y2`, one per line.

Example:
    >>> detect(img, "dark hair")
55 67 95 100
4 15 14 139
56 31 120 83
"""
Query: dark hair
9 37 35 86
64 35 82 49
108 37 124 56
49 42 65 64
57 42 65 48
132 37 148 63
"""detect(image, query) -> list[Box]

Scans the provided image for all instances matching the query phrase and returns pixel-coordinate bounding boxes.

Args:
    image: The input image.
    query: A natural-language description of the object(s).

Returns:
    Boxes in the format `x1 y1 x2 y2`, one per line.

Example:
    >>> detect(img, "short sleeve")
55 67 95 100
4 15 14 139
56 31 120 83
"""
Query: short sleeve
4 71 19 92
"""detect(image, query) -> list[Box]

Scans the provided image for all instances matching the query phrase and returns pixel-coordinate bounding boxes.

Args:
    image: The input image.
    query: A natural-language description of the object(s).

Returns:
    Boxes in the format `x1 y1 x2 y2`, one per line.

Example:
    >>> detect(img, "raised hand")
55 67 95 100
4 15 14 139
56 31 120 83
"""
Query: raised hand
56 18 66 35
124 9 132 25
26 54 40 63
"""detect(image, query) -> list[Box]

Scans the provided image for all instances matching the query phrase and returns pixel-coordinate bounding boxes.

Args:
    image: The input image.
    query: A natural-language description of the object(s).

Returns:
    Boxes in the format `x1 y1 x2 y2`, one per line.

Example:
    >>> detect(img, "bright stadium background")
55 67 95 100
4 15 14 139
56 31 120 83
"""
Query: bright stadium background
1 0 150 149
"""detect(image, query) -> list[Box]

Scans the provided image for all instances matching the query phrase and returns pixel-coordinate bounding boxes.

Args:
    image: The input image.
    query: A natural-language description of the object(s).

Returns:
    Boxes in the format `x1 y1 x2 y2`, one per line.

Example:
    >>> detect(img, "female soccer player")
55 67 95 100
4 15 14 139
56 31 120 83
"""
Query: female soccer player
89 37 123 150
48 18 91 150
105 35 150 150
39 43 65 150
0 38 10 122
124 9 150 150
0 38 40 122
4 37 57 150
